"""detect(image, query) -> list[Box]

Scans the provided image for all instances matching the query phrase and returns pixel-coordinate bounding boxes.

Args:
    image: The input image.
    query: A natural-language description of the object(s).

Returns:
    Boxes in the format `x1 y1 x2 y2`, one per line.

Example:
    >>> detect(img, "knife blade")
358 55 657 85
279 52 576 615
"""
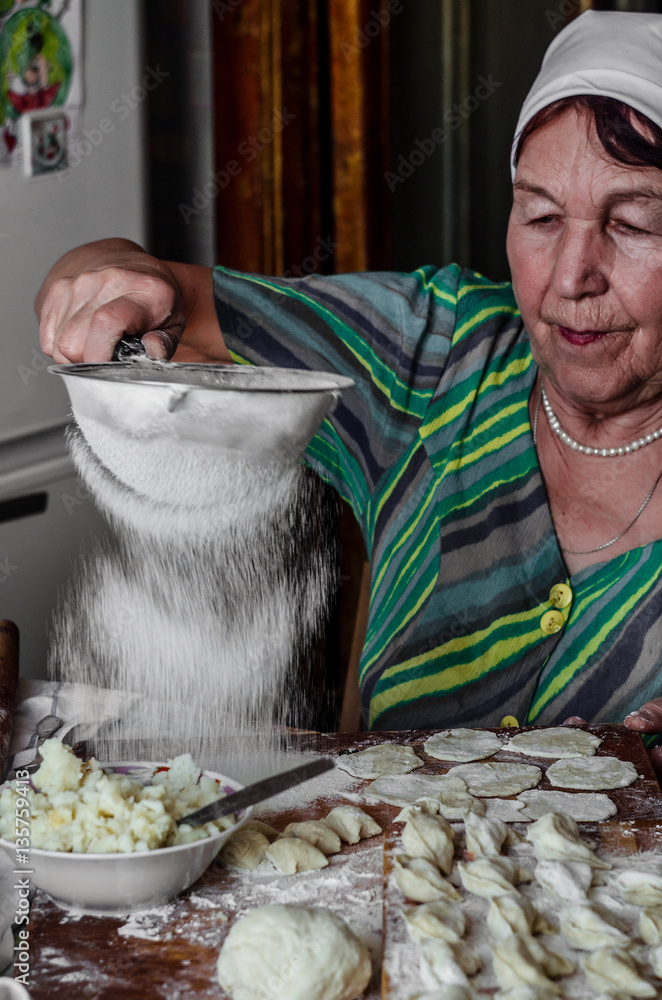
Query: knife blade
177 756 335 827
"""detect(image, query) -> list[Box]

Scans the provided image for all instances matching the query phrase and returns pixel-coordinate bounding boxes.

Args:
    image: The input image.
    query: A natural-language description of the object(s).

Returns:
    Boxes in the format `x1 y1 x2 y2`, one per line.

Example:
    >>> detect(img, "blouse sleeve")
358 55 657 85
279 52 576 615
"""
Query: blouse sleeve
212 264 461 519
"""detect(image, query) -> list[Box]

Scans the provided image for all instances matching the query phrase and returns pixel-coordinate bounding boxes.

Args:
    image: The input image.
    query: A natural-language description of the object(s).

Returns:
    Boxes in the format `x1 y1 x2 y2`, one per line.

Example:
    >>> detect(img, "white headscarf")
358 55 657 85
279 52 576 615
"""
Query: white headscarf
511 10 662 179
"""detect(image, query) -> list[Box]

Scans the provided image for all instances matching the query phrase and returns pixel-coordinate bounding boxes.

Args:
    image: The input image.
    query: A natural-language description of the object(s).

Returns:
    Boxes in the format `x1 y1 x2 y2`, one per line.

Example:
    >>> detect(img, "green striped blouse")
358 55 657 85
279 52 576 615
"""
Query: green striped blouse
213 263 662 731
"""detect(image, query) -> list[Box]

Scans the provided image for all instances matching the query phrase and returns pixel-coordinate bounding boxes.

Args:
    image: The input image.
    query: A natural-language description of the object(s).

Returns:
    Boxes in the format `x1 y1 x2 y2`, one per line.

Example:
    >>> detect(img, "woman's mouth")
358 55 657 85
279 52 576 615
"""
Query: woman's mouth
557 326 609 346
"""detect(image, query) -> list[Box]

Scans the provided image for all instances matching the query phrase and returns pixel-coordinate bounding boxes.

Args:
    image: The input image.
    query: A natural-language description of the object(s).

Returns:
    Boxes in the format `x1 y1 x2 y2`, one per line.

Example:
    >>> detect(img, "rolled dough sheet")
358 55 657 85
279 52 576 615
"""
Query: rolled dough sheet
423 728 504 762
546 756 639 790
336 744 424 779
503 726 601 759
518 789 617 821
364 772 469 807
483 797 526 822
450 761 542 797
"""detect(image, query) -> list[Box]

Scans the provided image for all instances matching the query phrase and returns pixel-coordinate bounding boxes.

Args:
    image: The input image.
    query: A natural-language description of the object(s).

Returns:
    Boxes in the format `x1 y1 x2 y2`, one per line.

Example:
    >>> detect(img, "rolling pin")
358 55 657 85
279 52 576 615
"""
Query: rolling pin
0 621 19 774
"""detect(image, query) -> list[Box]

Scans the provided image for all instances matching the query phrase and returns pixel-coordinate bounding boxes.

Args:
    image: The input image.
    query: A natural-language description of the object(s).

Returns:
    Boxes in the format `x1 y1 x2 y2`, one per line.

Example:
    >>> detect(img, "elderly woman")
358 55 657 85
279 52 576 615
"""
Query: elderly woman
36 11 662 747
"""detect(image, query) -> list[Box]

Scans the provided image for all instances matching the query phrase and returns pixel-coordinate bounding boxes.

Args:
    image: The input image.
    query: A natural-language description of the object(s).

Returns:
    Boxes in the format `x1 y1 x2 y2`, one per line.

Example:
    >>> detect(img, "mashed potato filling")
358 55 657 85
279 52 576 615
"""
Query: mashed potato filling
0 740 234 853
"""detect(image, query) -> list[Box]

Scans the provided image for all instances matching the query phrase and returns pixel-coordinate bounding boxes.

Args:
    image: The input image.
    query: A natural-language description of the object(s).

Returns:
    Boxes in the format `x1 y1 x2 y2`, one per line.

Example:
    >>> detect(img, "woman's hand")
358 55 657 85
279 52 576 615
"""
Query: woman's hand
564 708 662 777
36 239 185 363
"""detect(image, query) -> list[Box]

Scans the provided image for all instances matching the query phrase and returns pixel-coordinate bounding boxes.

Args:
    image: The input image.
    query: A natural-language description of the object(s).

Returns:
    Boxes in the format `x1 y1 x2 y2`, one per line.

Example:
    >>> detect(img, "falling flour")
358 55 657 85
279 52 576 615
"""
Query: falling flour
48 414 336 783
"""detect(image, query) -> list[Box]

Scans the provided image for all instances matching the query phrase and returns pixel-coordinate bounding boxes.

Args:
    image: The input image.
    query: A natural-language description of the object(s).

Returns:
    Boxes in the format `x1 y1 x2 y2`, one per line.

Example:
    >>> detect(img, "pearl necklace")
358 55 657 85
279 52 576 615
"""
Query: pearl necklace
541 386 662 456
533 384 662 555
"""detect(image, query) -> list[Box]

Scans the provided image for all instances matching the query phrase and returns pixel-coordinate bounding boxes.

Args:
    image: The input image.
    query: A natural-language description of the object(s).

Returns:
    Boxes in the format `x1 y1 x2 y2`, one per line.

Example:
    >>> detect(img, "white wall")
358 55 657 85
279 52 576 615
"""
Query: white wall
0 0 146 445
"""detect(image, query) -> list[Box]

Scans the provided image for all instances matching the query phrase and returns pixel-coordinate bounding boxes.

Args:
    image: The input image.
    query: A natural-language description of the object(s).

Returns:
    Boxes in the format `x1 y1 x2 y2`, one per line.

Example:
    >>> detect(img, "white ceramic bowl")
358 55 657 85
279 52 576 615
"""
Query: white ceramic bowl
0 762 250 914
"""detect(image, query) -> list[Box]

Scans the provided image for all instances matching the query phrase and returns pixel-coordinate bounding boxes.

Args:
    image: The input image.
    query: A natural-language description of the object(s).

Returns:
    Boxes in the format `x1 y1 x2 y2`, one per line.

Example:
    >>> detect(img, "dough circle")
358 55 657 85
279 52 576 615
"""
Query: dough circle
546 756 639 791
424 729 503 762
217 904 372 1000
365 772 468 807
450 762 542 797
518 789 617 822
337 744 423 779
504 726 601 758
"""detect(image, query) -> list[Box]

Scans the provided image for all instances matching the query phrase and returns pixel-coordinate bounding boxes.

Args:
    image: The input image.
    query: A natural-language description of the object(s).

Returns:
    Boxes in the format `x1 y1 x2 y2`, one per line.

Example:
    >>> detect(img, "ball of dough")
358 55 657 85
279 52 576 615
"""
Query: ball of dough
217 904 372 1000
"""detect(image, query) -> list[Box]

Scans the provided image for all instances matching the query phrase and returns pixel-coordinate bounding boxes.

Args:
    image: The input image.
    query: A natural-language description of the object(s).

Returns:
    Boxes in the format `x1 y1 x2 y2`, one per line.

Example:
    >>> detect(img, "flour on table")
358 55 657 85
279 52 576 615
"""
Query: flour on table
449 762 542 797
365 773 468 808
423 729 503 763
503 726 601 759
546 756 639 791
337 744 423 779
518 789 617 822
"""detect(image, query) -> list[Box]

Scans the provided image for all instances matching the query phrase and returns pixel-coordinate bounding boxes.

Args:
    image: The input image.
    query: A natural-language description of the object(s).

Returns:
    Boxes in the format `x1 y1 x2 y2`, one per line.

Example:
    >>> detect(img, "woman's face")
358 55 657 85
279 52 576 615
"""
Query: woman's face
507 107 662 414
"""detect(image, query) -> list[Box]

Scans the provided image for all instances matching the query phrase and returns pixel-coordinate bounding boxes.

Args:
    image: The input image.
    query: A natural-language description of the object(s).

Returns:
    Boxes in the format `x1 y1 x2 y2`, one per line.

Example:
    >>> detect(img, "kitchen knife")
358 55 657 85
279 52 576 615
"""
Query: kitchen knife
177 756 335 827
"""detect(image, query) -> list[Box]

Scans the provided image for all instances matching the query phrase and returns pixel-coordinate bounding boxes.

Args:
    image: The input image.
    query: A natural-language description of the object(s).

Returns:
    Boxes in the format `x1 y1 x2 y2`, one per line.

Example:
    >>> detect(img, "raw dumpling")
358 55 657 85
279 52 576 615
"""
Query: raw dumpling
396 791 485 822
423 729 503 762
450 762 542 797
559 904 629 951
219 826 271 870
422 940 481 985
581 947 656 998
394 854 462 903
526 812 611 869
457 857 530 898
366 773 469 808
613 870 662 908
216 904 372 1000
495 989 560 1000
407 989 480 1000
408 989 480 1000
241 819 279 840
503 727 600 758
265 836 328 875
487 893 553 940
403 900 466 944
546 756 638 791
325 805 382 844
649 944 662 978
464 812 508 858
279 820 342 855
640 909 662 945
534 861 593 904
402 812 455 874
491 934 571 994
518 789 617 822
337 743 423 779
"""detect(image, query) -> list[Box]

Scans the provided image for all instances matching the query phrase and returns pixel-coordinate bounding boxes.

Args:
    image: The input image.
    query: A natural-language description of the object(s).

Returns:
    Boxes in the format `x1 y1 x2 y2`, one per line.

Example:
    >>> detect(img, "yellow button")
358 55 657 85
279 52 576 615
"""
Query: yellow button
549 583 573 609
540 609 564 635
500 716 519 728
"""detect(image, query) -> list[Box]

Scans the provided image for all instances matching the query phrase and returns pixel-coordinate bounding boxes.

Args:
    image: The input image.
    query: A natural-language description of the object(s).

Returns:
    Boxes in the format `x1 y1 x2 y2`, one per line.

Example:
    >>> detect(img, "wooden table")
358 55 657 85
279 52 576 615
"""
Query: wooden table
22 725 662 998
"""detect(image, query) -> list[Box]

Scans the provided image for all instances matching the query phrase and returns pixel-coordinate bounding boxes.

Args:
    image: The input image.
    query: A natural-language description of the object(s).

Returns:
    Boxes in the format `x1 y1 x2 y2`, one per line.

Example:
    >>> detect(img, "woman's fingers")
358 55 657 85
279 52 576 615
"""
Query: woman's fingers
39 265 184 363
624 698 662 734
563 716 588 725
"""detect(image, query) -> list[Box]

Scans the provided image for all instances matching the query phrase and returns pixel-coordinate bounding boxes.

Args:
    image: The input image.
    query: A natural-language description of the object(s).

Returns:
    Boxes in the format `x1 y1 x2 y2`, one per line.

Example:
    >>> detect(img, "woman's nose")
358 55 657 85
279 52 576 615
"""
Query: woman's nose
550 223 609 299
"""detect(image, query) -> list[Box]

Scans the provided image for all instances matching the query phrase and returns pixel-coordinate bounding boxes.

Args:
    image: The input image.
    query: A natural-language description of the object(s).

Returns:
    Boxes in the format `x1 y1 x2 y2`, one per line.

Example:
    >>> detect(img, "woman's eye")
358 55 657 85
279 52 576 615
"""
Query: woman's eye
530 215 556 225
614 220 647 235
